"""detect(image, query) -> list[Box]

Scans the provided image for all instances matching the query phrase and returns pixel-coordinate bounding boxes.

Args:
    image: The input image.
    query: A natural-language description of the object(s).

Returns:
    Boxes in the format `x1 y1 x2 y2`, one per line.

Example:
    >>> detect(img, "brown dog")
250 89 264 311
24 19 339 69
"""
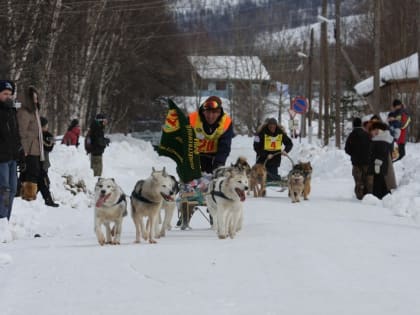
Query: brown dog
292 162 312 200
249 163 267 197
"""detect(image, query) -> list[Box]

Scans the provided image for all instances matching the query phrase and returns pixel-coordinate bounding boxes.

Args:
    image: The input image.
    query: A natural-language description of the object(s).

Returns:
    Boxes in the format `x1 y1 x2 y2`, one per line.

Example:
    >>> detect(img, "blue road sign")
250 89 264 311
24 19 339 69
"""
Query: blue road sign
291 96 308 114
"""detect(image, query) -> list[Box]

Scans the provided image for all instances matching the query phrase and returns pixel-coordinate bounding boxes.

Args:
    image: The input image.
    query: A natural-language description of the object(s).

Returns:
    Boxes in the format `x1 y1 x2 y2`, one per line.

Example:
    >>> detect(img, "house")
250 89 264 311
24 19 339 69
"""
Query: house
188 55 272 99
354 53 419 110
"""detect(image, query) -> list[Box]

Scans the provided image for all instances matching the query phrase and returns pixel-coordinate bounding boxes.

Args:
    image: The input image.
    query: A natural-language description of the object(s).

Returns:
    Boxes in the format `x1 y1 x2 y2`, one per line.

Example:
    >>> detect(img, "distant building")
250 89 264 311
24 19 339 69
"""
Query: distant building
188 55 272 99
354 53 419 110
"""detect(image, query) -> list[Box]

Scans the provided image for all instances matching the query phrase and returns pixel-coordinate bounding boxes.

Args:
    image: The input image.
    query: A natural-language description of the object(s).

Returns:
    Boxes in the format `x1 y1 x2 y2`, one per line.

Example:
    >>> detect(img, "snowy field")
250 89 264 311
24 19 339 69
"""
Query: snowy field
1 134 420 315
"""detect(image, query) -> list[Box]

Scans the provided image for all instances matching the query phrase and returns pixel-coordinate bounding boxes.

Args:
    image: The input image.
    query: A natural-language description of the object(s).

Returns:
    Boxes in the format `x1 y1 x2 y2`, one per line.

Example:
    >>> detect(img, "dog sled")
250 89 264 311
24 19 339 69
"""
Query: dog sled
264 152 295 189
175 175 212 230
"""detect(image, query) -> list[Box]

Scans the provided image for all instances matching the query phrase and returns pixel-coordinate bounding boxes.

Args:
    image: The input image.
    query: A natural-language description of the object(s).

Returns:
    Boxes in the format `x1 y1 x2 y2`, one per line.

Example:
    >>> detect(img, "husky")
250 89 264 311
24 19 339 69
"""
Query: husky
206 170 249 239
249 163 267 197
292 161 312 200
130 167 174 244
287 169 305 203
157 174 179 237
94 178 127 245
213 156 251 178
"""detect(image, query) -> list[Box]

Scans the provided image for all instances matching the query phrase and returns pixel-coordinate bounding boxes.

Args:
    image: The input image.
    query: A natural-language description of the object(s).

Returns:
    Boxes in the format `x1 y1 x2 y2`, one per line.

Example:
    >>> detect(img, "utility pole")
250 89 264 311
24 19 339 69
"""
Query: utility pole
373 0 381 115
321 0 330 145
308 28 314 144
335 0 341 148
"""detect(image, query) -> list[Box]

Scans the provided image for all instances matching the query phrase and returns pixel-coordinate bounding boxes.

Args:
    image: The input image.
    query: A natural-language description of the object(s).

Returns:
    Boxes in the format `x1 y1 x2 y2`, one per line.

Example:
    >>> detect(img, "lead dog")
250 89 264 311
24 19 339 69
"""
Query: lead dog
94 178 127 245
130 167 174 244
206 170 249 239
288 169 305 203
157 174 179 237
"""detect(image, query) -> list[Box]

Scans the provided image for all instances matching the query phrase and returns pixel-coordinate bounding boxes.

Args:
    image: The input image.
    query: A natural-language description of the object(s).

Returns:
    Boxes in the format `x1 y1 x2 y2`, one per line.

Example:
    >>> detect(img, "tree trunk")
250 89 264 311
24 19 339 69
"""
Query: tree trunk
335 0 342 148
373 0 382 115
322 0 330 145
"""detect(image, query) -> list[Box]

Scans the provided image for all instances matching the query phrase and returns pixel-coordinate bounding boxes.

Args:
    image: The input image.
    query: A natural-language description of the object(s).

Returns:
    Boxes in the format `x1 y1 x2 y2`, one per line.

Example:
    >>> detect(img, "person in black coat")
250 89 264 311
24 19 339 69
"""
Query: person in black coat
344 117 371 200
253 118 293 181
0 80 23 241
88 113 110 176
367 121 395 199
38 117 59 207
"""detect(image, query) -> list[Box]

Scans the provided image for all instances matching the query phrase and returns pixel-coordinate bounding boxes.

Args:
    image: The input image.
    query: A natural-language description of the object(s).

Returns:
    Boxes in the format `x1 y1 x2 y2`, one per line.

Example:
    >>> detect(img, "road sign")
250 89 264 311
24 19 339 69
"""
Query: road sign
291 96 308 114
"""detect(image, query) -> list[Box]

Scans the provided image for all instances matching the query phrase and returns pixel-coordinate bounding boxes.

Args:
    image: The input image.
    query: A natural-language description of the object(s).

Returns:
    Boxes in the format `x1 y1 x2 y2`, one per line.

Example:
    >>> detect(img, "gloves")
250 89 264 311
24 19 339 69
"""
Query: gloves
105 138 110 146
267 154 274 160
374 159 383 174
18 160 26 173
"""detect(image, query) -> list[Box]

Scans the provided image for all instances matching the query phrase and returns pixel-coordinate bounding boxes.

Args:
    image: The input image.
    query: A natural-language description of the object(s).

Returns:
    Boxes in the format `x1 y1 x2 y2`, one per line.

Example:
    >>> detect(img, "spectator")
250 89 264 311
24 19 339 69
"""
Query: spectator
387 99 411 161
344 117 371 200
253 117 293 181
367 121 396 199
0 80 23 242
62 119 81 147
39 117 59 207
88 113 110 176
16 86 44 201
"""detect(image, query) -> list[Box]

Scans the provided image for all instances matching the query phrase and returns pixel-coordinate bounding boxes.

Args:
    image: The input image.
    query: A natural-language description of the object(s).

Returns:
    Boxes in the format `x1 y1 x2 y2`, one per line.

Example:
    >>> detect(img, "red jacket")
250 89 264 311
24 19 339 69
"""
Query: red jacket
62 126 81 146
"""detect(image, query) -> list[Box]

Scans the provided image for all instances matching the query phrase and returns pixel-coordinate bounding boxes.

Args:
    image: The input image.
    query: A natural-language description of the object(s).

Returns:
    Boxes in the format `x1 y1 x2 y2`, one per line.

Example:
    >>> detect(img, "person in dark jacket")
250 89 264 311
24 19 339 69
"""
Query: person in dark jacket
188 96 233 174
344 117 371 200
39 117 59 207
62 119 81 147
88 113 110 176
387 99 411 161
253 118 293 181
367 121 396 199
0 80 23 242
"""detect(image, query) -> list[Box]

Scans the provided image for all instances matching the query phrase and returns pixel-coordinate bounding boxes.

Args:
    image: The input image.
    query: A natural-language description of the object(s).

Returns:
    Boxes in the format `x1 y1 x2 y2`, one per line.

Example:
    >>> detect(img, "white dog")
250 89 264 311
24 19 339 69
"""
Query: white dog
94 178 127 245
206 170 248 239
130 167 174 244
157 174 179 237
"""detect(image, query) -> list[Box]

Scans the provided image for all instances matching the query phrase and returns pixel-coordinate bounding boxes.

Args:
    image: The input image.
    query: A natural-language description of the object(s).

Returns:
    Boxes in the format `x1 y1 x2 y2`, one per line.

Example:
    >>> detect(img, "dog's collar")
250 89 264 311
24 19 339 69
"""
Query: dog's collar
131 189 159 204
211 180 234 202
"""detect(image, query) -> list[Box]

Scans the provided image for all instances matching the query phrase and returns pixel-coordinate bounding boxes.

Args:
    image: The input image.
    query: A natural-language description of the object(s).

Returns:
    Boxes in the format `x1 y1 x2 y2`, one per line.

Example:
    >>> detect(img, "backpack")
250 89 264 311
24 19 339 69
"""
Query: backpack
84 129 92 154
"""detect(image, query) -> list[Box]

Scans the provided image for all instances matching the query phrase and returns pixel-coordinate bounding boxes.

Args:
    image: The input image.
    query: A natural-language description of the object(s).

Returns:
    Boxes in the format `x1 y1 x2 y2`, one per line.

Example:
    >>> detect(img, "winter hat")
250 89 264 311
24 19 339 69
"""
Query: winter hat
267 118 278 125
40 116 48 127
0 80 15 95
369 121 388 132
352 117 362 128
70 119 79 128
392 99 402 107
95 113 107 121
200 96 222 111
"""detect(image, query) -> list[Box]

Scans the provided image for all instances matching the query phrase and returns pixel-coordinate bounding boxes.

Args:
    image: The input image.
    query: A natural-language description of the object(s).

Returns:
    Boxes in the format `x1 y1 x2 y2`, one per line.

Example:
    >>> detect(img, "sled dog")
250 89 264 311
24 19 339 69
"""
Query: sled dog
206 170 249 239
287 169 305 203
292 161 312 200
249 163 267 197
94 178 127 245
131 167 174 244
157 174 179 237
213 156 251 178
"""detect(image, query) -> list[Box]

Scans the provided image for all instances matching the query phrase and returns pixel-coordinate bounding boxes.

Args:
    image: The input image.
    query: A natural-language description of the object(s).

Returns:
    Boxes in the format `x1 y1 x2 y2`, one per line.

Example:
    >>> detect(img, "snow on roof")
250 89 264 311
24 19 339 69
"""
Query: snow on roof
354 53 419 96
188 56 271 81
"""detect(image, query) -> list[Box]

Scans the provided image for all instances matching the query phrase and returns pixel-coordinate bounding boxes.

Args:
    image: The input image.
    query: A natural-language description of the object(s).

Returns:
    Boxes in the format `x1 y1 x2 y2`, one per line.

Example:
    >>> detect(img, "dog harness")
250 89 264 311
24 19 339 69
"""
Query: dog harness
131 189 159 204
114 193 126 206
211 180 233 203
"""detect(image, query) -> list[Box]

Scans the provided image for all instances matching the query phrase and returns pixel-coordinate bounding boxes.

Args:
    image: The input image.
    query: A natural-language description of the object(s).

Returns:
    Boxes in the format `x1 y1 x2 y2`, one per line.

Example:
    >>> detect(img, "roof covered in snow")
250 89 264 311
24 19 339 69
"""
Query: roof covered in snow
188 56 271 81
354 53 419 96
